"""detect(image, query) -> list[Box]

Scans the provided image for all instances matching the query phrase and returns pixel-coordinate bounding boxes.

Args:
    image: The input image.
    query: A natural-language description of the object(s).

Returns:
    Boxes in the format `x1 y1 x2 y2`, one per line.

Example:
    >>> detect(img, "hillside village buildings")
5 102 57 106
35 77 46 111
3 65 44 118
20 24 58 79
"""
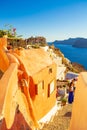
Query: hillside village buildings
0 37 67 129
40 46 66 80
1 38 87 130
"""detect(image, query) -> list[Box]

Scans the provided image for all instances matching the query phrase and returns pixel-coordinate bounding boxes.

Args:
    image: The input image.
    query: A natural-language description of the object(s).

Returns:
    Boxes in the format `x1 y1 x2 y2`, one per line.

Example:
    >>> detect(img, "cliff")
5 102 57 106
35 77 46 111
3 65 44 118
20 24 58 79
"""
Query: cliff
49 45 86 73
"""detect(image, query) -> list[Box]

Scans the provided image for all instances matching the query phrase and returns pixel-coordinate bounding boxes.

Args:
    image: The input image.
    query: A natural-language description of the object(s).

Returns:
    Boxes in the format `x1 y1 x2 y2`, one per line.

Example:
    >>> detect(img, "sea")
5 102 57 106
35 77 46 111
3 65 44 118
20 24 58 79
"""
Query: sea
53 44 87 70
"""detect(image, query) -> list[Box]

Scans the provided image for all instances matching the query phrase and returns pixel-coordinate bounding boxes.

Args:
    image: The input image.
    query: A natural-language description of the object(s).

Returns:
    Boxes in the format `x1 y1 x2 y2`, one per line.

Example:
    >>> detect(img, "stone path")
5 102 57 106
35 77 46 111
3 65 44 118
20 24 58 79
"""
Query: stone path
41 104 72 130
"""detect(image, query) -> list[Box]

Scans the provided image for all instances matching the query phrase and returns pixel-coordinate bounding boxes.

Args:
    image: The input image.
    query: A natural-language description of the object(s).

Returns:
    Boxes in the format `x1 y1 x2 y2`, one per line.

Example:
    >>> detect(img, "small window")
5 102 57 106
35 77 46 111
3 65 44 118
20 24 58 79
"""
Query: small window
49 68 52 73
36 81 44 95
48 80 55 97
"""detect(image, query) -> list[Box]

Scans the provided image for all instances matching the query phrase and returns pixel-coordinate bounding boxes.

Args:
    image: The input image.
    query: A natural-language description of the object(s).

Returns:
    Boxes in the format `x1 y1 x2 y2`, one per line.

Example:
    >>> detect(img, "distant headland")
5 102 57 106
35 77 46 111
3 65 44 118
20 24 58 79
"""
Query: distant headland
48 38 87 48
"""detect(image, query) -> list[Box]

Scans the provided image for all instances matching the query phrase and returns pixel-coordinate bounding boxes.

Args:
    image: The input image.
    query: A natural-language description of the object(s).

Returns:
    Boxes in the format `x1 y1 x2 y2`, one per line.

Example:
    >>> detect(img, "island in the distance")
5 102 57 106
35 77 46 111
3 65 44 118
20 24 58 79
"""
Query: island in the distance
48 38 87 48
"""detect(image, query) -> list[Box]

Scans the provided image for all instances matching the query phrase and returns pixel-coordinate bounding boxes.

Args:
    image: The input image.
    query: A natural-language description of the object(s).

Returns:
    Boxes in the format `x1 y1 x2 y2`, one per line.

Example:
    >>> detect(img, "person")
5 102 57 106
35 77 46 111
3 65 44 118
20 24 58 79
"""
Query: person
72 78 77 92
68 81 74 104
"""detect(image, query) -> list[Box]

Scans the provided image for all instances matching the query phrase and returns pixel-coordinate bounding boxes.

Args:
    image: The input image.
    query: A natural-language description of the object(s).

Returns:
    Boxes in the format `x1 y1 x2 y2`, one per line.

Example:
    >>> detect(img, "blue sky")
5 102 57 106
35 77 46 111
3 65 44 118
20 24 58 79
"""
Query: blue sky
0 0 87 42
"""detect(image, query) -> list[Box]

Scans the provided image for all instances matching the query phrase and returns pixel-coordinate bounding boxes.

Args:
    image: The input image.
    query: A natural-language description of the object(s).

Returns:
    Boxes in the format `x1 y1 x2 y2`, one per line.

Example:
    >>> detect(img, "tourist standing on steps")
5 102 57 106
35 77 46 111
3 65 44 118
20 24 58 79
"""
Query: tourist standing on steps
68 81 74 104
72 78 77 93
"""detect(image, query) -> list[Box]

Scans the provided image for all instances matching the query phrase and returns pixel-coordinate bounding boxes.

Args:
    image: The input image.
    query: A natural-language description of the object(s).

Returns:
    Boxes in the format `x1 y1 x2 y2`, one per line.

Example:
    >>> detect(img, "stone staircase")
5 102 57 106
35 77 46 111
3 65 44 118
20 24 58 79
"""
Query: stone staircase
41 104 72 130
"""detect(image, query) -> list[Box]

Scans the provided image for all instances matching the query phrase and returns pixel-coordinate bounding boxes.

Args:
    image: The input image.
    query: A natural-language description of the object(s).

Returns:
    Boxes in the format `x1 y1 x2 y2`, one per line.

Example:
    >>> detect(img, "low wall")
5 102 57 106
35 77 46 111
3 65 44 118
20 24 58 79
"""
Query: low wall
69 72 87 130
0 38 7 49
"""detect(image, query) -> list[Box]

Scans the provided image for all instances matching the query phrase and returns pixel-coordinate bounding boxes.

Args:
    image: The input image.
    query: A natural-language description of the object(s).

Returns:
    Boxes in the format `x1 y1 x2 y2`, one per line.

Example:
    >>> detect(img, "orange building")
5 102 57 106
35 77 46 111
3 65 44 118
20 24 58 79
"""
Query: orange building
0 38 57 129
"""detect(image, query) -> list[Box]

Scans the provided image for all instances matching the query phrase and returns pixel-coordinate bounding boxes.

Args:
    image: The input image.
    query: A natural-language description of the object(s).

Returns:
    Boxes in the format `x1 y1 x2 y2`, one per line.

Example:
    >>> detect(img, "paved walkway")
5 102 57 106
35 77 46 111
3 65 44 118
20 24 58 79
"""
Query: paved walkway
41 104 72 130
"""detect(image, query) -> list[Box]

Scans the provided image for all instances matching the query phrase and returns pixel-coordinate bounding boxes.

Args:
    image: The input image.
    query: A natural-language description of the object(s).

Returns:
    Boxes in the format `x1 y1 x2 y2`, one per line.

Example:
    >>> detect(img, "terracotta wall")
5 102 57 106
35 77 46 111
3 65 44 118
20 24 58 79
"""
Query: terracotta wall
69 72 87 130
0 106 32 130
0 63 37 130
32 63 57 120
0 38 7 49
0 38 9 72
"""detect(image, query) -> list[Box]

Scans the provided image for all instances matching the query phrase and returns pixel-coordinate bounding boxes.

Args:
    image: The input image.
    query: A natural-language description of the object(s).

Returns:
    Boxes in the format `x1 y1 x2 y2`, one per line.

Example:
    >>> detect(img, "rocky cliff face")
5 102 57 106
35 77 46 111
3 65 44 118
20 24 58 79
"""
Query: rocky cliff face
71 62 86 72
49 45 86 73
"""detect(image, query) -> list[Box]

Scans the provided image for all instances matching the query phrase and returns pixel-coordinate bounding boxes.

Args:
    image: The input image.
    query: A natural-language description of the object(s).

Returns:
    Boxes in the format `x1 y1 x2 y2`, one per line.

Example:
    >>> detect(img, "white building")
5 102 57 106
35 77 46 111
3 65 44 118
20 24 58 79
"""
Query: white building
41 46 66 80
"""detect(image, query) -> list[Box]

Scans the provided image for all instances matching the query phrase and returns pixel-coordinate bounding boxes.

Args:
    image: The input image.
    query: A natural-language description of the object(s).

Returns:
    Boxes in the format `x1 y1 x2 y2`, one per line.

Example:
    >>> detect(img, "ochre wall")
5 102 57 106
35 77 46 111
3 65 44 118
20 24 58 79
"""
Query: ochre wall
0 38 9 72
69 72 87 130
32 63 57 120
0 38 7 49
0 63 37 130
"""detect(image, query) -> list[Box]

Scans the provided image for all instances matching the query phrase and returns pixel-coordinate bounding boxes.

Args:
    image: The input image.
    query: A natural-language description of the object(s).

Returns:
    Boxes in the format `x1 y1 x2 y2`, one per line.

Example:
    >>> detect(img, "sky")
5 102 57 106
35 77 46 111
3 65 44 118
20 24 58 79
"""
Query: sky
0 0 87 42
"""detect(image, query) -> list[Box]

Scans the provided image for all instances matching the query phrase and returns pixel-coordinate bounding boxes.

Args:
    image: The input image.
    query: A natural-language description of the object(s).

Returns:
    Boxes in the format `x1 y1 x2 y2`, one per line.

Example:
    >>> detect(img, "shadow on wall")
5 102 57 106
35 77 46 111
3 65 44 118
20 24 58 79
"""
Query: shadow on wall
29 76 36 101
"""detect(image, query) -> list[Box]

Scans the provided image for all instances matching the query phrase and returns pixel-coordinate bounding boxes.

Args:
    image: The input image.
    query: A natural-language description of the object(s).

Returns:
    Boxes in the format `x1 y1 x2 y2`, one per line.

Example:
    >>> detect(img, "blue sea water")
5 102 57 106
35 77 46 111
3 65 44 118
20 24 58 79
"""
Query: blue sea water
54 44 87 70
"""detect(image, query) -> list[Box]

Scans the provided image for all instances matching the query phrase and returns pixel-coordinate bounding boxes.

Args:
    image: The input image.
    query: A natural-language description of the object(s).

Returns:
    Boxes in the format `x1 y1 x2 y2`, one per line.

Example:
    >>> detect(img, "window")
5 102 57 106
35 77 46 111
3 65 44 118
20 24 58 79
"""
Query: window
48 80 55 97
35 81 44 95
49 68 52 74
